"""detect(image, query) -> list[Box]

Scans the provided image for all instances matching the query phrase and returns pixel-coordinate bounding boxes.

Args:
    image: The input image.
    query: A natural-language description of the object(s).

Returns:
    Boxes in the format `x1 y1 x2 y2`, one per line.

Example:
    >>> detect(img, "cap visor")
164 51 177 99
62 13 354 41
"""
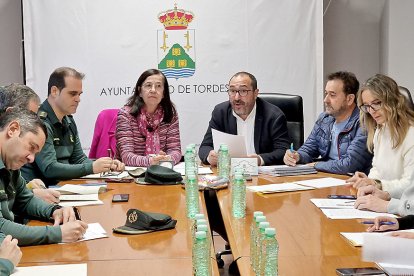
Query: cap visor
113 225 153 235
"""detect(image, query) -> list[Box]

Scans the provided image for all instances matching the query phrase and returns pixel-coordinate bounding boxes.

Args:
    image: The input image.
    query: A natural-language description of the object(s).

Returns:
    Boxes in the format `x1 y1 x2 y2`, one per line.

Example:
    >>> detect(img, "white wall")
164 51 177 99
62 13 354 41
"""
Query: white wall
0 0 23 85
323 0 386 86
381 0 414 90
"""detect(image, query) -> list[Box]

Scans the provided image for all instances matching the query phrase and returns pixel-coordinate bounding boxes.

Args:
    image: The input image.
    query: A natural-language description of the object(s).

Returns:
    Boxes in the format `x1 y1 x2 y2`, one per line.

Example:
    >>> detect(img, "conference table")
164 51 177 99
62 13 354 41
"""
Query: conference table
216 172 376 275
19 180 219 275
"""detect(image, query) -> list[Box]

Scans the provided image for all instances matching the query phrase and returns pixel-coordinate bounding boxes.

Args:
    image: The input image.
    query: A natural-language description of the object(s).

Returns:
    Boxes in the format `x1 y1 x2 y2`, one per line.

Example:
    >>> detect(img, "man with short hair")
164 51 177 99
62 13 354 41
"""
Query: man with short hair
0 109 87 245
0 83 40 114
283 71 372 174
0 83 60 203
199 71 290 244
21 67 125 185
199 71 290 166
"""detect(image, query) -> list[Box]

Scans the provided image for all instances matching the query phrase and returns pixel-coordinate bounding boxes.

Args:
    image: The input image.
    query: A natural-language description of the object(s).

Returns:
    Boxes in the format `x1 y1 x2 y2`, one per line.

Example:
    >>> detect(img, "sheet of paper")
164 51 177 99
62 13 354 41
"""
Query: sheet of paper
378 262 414 276
15 264 87 276
310 198 355 209
321 208 397 219
211 128 247 157
59 194 100 201
247 183 314 193
295 177 346 188
341 229 414 247
363 232 414 265
54 184 105 195
58 200 104 207
81 171 130 179
79 222 108 242
174 167 213 176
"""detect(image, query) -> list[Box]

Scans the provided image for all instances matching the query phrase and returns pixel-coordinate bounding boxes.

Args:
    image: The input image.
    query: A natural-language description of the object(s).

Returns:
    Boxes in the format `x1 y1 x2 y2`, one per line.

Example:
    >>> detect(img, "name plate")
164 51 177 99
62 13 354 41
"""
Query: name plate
231 158 258 176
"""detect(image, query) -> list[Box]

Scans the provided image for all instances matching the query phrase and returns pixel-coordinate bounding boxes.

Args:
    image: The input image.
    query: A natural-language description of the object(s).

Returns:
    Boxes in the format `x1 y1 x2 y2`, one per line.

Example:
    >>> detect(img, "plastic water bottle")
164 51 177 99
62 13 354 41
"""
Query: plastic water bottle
185 145 197 177
193 231 210 276
232 174 246 218
260 228 279 276
218 144 230 178
185 173 199 219
256 221 270 273
250 212 264 269
196 224 212 271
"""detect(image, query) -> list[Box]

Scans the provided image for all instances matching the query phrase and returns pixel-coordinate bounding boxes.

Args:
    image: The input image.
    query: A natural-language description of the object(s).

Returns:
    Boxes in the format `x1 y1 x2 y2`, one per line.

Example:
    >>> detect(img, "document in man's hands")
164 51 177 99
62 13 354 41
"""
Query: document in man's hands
211 128 247 157
247 182 314 194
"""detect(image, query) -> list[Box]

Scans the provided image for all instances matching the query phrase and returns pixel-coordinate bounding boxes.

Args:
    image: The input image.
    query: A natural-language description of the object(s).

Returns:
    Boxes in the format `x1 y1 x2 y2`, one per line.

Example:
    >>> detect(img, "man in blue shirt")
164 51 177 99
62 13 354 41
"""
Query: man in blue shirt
284 71 372 174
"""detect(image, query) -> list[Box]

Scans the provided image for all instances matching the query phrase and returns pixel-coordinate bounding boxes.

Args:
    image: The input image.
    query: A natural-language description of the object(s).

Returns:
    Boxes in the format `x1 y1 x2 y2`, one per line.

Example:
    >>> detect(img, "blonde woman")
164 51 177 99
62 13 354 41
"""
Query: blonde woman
347 74 414 215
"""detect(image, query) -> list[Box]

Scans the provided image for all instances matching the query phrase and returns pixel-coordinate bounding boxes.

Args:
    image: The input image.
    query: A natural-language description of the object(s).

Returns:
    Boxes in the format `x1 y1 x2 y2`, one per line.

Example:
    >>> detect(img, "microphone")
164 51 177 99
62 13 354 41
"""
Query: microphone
147 126 153 132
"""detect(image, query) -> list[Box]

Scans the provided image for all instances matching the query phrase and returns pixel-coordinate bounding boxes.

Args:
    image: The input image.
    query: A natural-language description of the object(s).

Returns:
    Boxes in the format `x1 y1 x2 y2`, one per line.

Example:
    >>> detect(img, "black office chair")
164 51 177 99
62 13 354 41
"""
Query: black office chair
399 86 414 110
259 93 304 149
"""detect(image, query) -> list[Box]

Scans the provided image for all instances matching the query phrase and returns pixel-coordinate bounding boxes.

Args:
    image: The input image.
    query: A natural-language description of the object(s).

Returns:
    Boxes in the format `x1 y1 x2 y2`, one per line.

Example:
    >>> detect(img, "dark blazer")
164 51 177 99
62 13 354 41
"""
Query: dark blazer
199 97 291 165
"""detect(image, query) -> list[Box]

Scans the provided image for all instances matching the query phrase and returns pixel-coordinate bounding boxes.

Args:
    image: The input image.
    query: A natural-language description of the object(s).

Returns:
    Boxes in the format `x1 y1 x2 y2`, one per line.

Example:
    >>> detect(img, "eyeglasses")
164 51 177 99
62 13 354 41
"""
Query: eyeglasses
228 89 252 97
142 82 163 91
359 101 382 113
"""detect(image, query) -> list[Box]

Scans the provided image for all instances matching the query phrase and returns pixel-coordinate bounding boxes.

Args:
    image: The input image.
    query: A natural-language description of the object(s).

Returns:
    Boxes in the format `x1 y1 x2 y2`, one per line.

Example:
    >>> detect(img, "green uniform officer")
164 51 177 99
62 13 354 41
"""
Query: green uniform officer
0 109 87 246
20 67 124 186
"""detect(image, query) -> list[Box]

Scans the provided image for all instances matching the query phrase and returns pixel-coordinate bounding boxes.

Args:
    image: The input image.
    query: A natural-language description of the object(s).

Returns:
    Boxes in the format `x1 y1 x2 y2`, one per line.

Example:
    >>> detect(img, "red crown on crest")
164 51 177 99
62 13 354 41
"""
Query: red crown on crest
158 4 194 30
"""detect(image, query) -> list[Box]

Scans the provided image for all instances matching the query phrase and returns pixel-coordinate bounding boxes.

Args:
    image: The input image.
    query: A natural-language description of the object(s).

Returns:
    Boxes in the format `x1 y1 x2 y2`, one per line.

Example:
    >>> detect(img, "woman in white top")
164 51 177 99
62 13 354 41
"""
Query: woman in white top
347 74 414 215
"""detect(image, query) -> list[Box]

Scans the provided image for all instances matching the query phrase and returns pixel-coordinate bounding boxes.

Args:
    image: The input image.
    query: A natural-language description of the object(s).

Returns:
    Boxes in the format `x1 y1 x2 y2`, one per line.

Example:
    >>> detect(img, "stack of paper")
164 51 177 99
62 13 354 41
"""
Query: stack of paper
259 165 317 176
53 184 104 207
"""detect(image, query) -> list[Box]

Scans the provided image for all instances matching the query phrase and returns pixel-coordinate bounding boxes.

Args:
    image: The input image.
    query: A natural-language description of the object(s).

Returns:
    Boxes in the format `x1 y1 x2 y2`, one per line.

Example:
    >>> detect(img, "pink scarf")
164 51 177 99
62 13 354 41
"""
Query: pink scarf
138 106 164 155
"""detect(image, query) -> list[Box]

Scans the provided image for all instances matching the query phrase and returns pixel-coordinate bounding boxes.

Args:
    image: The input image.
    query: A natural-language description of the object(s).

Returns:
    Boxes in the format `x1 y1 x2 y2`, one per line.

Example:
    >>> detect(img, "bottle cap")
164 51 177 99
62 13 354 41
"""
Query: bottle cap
253 211 264 218
255 215 266 223
259 221 270 230
195 231 207 239
194 213 205 220
196 219 207 226
186 145 193 152
265 227 276 236
197 224 208 232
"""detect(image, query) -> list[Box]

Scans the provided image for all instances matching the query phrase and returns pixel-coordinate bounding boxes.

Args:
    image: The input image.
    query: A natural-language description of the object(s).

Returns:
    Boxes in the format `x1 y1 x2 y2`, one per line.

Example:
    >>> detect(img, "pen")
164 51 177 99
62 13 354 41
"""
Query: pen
361 221 396 225
290 143 294 153
73 207 82 221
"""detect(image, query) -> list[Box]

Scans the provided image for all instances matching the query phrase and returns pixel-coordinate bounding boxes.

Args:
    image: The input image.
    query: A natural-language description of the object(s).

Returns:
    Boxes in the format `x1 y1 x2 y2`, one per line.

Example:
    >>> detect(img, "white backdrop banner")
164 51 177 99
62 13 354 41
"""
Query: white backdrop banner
22 0 323 153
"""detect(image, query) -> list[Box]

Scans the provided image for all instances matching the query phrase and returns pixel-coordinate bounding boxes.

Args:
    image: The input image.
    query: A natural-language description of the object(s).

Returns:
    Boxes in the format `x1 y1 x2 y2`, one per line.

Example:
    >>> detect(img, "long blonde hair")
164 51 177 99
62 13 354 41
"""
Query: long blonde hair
357 74 414 152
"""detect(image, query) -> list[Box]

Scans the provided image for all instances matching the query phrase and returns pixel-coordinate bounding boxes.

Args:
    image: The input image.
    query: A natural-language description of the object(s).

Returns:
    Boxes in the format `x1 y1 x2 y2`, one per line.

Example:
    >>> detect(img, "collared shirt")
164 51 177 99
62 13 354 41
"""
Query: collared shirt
233 103 257 156
328 116 350 160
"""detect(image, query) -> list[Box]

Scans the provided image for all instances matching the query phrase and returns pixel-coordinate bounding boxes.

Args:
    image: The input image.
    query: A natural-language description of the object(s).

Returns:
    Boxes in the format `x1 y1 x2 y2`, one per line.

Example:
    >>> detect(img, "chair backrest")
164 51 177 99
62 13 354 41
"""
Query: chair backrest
89 108 119 159
399 86 414 110
259 93 304 149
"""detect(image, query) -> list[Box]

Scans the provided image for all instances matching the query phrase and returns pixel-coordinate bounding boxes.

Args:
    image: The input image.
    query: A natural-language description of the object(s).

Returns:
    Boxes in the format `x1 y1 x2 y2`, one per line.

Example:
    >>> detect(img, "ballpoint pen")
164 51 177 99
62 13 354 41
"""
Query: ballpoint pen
73 207 82 221
361 221 396 225
290 143 294 153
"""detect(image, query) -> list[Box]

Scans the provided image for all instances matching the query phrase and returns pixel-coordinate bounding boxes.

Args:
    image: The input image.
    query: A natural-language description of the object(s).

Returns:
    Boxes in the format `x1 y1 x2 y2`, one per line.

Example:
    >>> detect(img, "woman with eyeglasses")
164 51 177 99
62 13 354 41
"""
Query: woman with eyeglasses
346 74 414 215
116 69 181 166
